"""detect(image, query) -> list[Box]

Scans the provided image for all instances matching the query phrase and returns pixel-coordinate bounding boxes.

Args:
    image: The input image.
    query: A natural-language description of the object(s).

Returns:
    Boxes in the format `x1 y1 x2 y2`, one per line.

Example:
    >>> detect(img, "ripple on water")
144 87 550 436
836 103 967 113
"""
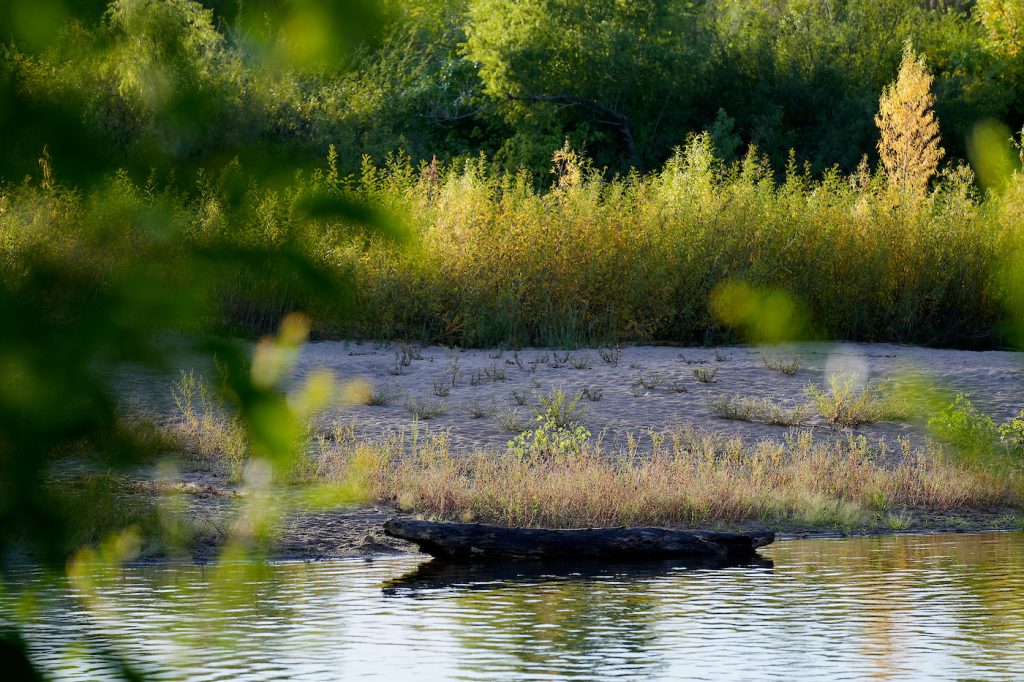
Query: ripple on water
2 532 1024 681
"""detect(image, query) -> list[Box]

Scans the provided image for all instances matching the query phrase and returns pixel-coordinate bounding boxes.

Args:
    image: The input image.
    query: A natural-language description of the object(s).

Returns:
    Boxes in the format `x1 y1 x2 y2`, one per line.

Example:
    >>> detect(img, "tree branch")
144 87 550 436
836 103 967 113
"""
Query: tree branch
509 93 640 168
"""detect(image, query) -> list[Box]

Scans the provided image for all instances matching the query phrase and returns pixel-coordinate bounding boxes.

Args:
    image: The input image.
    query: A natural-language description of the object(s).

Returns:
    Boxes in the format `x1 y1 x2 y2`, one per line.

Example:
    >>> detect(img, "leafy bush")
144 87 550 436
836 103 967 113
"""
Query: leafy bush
929 396 1024 463
509 388 590 458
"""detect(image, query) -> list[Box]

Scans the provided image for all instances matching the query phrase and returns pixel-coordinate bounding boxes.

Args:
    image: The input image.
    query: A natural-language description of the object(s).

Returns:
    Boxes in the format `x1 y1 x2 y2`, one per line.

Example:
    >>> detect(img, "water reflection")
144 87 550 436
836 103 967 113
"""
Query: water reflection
383 554 775 593
1 532 1022 680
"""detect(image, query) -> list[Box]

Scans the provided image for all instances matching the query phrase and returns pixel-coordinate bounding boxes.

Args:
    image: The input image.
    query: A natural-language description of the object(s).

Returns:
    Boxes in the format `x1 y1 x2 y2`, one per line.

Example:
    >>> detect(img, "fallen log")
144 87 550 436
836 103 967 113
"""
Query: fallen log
383 518 774 562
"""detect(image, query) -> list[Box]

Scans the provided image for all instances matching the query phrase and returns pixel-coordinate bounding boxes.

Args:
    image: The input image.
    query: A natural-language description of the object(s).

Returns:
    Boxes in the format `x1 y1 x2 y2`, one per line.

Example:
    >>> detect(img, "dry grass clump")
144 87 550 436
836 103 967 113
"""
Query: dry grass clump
708 395 813 426
170 370 247 476
318 427 1019 530
404 396 448 420
367 383 402 407
497 408 531 433
761 354 801 375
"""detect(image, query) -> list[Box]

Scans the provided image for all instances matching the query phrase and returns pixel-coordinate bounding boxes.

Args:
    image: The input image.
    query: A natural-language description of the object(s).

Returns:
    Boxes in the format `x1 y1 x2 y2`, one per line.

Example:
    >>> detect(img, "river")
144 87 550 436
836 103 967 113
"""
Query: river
3 531 1023 680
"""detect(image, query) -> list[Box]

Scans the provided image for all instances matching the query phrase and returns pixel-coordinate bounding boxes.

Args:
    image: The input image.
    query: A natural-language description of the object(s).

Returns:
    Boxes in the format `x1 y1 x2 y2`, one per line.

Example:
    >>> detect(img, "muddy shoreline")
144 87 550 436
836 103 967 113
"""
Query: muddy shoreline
159 494 1024 564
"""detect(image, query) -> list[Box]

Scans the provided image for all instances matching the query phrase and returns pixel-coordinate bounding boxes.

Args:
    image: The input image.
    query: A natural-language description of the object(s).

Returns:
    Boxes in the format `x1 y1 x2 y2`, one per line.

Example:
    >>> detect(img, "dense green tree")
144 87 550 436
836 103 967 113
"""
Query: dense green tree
462 0 709 173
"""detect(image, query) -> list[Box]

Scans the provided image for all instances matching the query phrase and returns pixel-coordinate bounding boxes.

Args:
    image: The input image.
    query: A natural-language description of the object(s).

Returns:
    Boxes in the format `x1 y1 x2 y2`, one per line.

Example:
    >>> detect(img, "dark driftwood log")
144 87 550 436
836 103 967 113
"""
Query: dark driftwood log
383 518 774 562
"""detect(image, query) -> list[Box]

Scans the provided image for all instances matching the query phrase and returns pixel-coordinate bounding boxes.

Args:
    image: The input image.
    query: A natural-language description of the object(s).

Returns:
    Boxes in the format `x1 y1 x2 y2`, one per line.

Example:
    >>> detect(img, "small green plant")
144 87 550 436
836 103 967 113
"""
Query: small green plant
531 388 588 428
580 386 603 401
466 398 498 419
806 374 913 427
668 380 688 394
883 512 912 531
510 389 590 459
927 394 1001 459
510 389 529 406
638 373 666 389
692 367 719 383
368 384 402 407
998 409 1024 452
761 354 801 375
509 421 591 460
432 380 451 398
714 349 729 362
405 397 448 420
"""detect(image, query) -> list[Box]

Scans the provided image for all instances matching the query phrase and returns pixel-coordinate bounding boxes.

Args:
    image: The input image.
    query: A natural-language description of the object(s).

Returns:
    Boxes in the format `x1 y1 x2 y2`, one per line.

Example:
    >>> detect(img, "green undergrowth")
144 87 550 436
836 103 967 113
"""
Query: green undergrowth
4 137 1024 348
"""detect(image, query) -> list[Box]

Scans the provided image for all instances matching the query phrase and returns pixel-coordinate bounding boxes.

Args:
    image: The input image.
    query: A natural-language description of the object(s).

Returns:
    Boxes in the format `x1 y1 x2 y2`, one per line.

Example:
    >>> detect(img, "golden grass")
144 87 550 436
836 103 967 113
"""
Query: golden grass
316 425 1021 530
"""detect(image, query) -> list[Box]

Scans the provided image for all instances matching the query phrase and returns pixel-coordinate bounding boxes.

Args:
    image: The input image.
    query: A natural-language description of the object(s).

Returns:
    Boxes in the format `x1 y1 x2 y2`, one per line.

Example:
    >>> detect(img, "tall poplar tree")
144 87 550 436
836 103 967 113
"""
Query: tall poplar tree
875 41 945 196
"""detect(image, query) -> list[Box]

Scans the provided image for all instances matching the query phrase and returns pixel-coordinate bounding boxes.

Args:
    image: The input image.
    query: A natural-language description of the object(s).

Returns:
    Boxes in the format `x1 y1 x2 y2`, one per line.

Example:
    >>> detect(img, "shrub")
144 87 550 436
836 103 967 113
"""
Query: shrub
806 374 915 427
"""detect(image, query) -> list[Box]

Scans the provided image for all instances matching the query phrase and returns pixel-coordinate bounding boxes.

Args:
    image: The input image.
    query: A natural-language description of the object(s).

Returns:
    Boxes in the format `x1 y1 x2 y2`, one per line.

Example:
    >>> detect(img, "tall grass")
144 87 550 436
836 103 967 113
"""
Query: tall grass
3 136 1022 347
320 427 1020 530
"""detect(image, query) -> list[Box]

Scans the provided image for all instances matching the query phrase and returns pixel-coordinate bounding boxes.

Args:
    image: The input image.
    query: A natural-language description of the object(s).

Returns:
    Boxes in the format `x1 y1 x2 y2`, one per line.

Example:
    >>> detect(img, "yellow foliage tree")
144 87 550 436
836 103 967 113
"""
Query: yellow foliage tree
875 42 945 196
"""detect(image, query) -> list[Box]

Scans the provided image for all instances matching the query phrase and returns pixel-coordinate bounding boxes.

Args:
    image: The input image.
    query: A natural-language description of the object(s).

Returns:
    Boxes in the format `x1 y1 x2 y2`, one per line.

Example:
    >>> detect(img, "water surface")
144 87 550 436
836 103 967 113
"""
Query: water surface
4 532 1023 680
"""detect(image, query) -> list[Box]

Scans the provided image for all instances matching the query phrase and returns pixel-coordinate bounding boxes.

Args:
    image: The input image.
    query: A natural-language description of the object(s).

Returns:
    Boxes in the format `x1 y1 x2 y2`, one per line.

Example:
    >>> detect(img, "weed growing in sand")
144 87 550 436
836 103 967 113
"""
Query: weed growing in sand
550 351 571 368
580 387 603 401
510 390 529 406
629 380 647 397
432 380 451 398
405 397 448 420
509 420 591 460
444 357 461 387
638 373 666 390
498 409 531 433
806 374 914 427
170 371 247 476
599 345 621 367
714 350 729 362
465 398 498 419
389 343 422 375
485 362 506 381
509 388 591 459
708 395 813 426
668 380 689 394
761 355 801 375
569 354 591 370
368 384 402 407
531 388 588 429
692 367 719 383
510 351 525 371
